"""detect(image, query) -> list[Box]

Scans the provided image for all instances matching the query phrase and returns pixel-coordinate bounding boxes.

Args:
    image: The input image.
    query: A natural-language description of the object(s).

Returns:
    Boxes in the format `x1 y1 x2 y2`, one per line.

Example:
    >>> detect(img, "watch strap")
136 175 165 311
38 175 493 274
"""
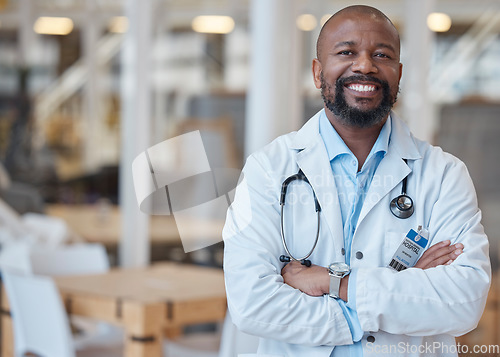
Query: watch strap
329 274 341 298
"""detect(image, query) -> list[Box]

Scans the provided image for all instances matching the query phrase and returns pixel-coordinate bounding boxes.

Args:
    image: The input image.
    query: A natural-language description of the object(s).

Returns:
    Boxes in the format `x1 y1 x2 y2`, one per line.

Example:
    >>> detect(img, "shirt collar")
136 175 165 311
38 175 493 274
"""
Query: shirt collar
319 110 392 162
370 114 391 158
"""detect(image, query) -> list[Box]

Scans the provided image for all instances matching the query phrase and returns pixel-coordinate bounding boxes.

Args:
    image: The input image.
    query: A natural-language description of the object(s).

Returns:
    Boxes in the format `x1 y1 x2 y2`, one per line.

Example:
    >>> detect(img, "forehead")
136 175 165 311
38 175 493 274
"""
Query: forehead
322 13 400 54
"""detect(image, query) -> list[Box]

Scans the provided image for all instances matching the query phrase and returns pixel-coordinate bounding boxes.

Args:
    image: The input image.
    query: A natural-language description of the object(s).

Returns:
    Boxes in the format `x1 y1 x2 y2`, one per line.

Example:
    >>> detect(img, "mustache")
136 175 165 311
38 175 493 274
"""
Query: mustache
337 75 388 87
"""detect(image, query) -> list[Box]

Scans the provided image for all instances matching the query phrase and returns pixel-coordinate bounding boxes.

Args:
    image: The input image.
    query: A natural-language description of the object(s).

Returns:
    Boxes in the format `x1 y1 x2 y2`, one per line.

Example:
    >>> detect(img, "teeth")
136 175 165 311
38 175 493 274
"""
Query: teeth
348 84 376 92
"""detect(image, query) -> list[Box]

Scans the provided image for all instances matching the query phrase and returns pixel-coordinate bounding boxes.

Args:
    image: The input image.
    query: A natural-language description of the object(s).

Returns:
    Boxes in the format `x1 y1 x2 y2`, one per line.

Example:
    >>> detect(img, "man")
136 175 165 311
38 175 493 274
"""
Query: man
223 5 490 356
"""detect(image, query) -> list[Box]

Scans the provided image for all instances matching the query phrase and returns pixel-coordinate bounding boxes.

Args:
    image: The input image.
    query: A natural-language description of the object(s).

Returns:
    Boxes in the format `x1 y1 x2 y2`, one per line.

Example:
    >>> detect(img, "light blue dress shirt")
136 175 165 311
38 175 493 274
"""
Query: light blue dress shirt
318 110 391 357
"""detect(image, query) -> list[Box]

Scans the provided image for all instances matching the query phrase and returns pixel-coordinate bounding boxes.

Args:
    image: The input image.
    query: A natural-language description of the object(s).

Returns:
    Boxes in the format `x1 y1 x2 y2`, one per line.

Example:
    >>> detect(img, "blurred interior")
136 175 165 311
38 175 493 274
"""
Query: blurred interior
0 0 499 356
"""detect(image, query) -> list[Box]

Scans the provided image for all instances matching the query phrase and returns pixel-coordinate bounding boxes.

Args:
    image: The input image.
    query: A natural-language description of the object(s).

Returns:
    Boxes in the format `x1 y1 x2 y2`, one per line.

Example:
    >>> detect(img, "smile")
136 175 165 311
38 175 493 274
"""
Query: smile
346 84 378 92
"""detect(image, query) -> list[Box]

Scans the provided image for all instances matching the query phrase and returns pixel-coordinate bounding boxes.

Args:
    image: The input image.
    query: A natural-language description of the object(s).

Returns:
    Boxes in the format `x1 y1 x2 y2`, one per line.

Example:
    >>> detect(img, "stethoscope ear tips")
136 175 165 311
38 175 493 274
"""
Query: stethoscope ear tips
390 194 414 219
280 255 291 263
279 255 312 267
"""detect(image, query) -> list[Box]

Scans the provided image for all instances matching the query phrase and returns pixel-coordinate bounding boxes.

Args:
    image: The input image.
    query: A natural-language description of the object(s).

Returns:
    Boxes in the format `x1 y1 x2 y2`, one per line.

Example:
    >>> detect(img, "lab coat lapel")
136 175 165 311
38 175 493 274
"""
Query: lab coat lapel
357 113 422 226
291 112 345 253
357 150 410 225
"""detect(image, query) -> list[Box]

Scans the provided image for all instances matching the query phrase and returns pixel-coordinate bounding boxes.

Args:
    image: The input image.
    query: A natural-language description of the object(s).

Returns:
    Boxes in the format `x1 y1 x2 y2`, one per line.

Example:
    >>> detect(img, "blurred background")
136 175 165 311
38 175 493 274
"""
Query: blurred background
0 0 499 354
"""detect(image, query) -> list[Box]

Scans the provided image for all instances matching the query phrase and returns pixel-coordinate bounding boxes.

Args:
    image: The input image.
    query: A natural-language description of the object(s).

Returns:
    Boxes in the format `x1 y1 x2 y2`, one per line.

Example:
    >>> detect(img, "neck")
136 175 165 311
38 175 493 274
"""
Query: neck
326 110 388 171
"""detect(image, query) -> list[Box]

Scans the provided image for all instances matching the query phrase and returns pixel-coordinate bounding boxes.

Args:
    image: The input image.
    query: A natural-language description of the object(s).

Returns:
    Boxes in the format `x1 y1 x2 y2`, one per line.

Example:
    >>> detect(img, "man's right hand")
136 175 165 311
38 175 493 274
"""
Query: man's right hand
414 240 463 270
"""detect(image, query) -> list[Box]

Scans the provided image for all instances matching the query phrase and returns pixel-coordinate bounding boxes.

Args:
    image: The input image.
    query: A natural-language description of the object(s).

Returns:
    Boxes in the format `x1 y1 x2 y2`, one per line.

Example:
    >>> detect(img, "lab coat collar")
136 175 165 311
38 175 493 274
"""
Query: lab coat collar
387 111 422 161
290 109 323 151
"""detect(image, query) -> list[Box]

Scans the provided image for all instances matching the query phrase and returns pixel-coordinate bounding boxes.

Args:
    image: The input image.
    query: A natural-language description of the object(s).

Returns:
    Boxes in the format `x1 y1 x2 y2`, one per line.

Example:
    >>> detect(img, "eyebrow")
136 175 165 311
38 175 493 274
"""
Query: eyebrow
333 41 397 53
333 41 356 49
375 43 397 52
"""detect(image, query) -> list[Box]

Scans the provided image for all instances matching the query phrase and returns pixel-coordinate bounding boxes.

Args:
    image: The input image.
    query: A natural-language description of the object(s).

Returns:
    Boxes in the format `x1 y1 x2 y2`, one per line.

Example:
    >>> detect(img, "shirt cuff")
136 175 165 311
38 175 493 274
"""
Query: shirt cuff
337 268 363 342
347 268 358 310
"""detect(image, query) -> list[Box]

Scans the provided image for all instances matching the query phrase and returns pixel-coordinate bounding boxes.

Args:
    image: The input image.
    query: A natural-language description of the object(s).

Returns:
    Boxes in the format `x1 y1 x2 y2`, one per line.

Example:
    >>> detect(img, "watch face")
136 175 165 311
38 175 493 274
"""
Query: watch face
329 262 350 275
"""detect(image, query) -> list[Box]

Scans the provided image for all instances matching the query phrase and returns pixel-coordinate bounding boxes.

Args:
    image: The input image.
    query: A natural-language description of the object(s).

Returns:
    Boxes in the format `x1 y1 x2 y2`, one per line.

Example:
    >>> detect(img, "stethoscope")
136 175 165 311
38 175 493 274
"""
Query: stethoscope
390 160 414 219
279 170 320 267
279 161 414 266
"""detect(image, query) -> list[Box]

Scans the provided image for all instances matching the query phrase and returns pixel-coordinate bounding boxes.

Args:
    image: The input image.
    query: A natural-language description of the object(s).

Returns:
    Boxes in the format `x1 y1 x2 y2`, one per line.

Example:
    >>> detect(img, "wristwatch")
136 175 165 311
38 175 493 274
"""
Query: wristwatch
328 262 351 298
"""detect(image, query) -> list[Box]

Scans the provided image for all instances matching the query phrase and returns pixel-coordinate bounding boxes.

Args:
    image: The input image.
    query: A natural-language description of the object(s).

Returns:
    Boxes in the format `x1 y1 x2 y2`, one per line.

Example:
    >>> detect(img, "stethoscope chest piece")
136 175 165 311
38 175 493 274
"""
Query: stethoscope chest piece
390 193 414 219
390 160 414 219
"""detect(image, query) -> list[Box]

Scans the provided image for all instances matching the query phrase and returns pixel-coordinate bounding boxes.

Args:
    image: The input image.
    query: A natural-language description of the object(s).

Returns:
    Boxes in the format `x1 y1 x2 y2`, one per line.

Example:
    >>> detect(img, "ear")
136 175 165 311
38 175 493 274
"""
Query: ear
312 58 323 89
398 62 403 81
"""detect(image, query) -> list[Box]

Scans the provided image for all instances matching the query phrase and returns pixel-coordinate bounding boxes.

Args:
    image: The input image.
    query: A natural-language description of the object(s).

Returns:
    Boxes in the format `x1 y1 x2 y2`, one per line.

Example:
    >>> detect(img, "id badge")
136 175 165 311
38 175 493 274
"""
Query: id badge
388 227 429 272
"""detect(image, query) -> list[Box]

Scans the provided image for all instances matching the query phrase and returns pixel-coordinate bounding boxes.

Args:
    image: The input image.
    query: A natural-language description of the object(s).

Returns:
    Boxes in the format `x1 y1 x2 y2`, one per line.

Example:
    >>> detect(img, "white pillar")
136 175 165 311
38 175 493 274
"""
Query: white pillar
119 0 153 267
82 2 100 172
18 0 36 67
245 0 303 157
401 0 436 142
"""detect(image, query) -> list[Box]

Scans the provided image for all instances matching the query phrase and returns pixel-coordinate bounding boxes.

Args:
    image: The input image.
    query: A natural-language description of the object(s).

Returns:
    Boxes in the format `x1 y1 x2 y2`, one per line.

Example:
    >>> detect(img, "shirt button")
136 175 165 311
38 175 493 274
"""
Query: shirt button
367 335 375 343
341 248 345 255
352 160 357 166
356 251 363 259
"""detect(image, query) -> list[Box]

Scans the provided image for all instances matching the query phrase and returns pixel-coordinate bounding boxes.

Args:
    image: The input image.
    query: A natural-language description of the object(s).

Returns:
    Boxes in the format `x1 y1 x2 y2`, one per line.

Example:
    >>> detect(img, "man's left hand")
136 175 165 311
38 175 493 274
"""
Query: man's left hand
281 261 331 297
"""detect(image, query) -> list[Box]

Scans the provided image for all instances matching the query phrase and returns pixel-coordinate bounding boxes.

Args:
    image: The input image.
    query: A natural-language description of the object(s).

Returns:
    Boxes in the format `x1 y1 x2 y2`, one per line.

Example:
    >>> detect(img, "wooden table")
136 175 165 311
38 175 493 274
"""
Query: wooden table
1 263 227 357
46 204 181 245
46 204 225 247
46 204 226 264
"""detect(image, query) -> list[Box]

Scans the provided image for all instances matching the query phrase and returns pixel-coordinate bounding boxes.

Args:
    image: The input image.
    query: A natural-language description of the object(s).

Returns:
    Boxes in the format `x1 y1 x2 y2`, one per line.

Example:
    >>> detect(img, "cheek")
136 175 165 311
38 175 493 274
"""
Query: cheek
321 61 351 81
384 67 401 93
387 66 402 85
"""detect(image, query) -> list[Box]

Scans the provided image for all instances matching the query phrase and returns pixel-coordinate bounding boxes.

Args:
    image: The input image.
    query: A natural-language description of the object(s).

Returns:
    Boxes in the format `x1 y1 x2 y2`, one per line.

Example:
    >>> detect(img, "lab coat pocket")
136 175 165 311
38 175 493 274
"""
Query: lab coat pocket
383 231 406 267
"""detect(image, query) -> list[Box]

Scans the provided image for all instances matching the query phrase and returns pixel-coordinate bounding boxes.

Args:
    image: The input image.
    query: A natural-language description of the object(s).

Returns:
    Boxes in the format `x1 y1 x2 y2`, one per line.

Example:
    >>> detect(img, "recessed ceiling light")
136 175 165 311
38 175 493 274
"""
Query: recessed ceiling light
34 17 74 35
296 14 317 31
192 16 235 34
427 12 452 32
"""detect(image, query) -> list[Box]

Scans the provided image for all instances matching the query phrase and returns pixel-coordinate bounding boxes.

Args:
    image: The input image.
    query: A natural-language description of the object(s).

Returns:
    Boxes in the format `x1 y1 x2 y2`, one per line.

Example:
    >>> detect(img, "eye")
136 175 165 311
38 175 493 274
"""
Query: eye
374 53 391 59
337 50 354 56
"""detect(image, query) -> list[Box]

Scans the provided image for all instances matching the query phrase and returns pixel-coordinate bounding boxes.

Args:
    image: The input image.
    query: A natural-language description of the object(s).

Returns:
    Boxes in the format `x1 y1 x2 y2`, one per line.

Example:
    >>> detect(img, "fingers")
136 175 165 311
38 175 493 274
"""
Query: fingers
281 260 309 279
414 240 464 270
281 261 328 296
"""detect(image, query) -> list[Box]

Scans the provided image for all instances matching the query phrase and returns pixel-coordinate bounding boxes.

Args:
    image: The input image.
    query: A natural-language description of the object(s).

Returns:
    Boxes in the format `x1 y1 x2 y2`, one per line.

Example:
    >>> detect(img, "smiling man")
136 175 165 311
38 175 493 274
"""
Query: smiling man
223 5 490 357
316 10 400 129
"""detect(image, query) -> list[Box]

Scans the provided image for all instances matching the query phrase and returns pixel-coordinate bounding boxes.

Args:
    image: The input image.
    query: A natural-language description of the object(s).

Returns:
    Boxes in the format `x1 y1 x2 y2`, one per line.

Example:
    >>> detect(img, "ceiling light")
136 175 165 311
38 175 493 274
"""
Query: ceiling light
192 15 235 34
296 14 317 31
109 16 128 33
427 12 452 32
34 17 74 35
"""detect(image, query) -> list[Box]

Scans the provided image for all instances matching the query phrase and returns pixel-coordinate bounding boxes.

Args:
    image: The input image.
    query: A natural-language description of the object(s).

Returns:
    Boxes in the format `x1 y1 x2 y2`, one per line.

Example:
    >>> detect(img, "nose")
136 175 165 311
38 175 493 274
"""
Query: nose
351 53 378 74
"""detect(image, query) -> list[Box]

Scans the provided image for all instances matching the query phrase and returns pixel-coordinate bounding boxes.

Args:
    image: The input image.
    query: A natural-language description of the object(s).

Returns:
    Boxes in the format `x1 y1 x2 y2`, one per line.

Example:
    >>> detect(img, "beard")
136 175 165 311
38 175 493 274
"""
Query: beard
320 73 397 128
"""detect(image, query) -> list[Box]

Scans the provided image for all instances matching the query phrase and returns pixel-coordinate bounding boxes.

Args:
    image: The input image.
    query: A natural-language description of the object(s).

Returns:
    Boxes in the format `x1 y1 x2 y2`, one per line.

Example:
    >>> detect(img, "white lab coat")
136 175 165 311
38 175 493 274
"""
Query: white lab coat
223 110 491 357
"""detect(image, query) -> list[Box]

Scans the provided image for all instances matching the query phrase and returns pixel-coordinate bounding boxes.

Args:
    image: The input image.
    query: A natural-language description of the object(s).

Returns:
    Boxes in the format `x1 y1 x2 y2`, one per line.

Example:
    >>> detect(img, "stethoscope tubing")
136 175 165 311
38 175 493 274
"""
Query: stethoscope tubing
279 170 321 265
280 204 320 263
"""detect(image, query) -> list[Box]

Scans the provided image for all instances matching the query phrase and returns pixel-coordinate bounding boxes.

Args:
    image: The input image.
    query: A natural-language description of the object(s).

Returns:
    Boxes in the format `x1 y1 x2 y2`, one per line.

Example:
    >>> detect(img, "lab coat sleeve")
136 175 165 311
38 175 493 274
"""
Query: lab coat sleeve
223 153 353 347
355 157 491 337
